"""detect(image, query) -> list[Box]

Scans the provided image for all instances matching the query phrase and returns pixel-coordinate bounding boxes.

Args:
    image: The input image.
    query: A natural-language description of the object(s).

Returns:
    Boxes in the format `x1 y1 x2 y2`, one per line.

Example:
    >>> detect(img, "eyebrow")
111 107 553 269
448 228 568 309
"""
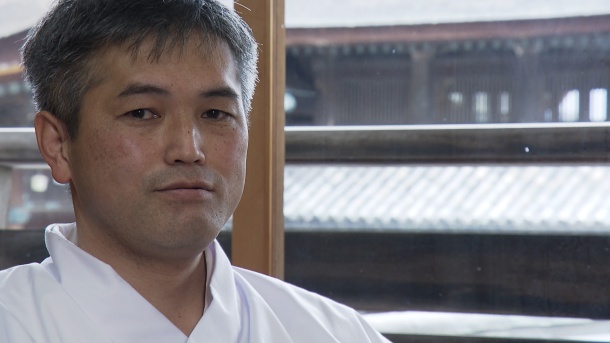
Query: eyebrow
201 87 240 100
117 84 168 98
117 83 240 100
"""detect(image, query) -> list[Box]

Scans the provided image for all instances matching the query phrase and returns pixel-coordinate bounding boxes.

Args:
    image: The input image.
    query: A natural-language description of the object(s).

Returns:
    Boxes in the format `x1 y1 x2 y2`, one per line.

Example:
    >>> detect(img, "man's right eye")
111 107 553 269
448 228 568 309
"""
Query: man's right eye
127 109 158 119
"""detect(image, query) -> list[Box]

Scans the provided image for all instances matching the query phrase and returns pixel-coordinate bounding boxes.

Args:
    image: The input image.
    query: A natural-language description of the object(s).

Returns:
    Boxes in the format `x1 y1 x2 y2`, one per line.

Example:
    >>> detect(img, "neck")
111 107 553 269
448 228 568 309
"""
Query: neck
117 253 208 336
75 225 208 336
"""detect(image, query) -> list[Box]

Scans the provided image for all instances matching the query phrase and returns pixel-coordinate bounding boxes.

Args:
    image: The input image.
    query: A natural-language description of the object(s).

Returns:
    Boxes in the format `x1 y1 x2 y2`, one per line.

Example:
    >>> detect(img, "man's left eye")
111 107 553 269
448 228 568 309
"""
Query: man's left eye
203 109 228 119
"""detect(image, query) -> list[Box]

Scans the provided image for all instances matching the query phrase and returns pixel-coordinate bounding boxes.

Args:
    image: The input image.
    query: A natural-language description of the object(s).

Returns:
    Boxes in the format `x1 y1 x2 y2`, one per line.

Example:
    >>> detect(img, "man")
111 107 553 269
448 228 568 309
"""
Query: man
0 0 390 342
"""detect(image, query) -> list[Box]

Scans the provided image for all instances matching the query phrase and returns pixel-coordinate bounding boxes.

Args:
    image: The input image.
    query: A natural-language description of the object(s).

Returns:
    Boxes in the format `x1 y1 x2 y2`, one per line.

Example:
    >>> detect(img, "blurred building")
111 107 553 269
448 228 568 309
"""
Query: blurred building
284 2 610 125
0 30 35 127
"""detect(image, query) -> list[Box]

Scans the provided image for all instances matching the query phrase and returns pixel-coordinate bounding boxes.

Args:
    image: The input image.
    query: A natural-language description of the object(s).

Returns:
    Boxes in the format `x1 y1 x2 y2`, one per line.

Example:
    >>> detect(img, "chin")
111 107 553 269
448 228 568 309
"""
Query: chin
170 219 223 247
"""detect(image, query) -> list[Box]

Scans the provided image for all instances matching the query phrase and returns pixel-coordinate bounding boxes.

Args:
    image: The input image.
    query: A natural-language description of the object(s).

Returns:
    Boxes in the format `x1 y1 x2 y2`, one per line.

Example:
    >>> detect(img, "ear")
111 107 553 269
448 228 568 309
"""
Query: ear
34 111 72 184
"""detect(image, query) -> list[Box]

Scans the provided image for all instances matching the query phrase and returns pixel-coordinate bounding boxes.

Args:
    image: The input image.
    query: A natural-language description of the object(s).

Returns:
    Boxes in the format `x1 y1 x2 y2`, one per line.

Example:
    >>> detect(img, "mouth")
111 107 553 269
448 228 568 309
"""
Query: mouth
156 181 214 193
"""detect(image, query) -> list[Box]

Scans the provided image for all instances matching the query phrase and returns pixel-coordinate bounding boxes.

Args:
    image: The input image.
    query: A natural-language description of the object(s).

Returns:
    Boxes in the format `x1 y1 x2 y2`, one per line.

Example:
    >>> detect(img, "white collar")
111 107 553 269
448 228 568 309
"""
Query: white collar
44 223 240 343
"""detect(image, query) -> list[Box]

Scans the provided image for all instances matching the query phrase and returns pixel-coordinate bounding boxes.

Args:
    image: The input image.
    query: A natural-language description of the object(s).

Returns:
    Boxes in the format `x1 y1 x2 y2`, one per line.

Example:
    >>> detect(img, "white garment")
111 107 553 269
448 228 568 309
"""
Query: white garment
0 223 389 343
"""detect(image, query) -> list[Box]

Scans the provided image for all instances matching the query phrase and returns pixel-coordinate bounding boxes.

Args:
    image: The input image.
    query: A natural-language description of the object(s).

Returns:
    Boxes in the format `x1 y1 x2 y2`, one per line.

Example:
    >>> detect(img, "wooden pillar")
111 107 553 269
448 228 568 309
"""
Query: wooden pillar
489 90 497 123
579 88 590 122
311 53 337 126
513 43 545 122
233 0 285 279
0 166 12 228
407 48 433 124
464 90 473 123
549 90 560 122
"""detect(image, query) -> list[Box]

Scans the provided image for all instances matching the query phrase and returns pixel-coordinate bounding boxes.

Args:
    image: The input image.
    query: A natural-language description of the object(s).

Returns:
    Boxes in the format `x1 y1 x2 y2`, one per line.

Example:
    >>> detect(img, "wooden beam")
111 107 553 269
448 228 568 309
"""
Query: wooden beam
285 14 610 47
0 166 12 228
232 0 285 278
0 65 21 77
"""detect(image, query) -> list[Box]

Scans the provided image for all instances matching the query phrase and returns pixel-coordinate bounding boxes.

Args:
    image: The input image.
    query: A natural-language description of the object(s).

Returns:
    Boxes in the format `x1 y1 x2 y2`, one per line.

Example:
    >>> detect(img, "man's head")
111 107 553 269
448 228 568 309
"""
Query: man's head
22 0 258 139
26 0 258 262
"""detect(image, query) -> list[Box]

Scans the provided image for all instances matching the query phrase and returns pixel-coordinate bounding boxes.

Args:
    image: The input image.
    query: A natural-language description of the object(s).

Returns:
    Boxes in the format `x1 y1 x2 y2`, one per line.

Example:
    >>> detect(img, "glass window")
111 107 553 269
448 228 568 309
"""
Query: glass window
0 0 52 128
0 1 70 240
284 1 610 342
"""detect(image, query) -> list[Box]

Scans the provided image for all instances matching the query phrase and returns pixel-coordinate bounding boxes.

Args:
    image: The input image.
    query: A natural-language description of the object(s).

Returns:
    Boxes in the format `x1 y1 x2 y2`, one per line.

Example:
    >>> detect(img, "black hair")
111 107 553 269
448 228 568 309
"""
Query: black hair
22 0 258 139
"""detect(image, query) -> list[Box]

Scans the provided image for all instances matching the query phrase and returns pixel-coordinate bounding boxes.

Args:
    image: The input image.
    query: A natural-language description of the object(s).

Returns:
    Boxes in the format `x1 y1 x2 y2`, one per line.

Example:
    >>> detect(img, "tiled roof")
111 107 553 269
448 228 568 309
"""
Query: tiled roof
284 165 610 234
9 164 610 234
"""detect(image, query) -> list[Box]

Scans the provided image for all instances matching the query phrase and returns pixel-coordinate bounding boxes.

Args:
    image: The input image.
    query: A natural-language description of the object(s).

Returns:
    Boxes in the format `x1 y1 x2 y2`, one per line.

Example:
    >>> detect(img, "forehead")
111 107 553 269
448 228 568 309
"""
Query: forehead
88 36 238 85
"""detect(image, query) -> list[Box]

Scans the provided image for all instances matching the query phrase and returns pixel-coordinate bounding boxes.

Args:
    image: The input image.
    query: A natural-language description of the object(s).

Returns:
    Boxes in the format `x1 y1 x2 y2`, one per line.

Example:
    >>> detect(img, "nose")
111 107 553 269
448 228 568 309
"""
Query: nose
163 117 205 165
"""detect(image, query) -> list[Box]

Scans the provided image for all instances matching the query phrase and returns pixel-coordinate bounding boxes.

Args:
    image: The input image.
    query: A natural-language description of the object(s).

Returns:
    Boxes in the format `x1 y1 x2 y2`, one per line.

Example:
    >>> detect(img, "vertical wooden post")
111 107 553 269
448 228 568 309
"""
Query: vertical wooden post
579 88 590 122
232 0 285 279
0 166 12 228
514 45 544 122
407 48 433 124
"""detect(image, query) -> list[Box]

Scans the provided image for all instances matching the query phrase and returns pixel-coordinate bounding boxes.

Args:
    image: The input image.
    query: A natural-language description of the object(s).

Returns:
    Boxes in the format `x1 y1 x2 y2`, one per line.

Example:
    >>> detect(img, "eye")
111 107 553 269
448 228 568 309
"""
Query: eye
203 109 229 120
127 109 159 120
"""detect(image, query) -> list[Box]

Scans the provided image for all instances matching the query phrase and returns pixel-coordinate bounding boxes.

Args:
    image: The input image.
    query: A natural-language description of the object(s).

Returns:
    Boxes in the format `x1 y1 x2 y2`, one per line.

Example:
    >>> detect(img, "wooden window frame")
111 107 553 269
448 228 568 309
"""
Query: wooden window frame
232 0 286 279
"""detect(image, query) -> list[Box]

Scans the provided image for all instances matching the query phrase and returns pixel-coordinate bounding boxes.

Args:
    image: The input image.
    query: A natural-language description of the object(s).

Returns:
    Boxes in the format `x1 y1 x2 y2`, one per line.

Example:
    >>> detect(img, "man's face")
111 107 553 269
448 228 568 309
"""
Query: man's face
64 38 248 260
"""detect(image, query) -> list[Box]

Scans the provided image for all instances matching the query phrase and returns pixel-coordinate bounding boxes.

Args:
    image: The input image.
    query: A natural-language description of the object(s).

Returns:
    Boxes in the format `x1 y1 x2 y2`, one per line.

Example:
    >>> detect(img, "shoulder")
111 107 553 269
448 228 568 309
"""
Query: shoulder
0 261 104 343
0 263 51 343
0 262 48 289
0 261 56 292
0 262 56 314
232 267 389 342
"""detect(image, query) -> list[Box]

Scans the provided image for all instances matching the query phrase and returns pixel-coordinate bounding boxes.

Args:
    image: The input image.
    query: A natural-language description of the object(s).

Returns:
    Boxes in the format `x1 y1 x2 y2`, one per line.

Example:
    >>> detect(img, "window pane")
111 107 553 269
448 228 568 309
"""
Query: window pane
8 167 73 230
285 0 610 341
0 0 54 128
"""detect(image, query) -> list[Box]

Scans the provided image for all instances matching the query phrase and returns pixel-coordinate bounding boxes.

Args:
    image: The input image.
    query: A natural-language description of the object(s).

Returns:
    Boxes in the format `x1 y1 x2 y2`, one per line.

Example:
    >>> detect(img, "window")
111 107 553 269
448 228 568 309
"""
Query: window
283 1 610 342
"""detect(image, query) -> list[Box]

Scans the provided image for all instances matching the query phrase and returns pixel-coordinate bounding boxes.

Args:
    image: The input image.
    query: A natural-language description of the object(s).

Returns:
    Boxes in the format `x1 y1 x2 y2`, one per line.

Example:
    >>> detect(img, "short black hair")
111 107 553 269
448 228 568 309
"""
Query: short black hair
22 0 258 139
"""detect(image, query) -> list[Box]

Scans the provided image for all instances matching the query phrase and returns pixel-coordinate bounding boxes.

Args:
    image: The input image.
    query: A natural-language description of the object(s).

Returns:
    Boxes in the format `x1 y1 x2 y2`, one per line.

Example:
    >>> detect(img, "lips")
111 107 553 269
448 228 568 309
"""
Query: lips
156 180 214 192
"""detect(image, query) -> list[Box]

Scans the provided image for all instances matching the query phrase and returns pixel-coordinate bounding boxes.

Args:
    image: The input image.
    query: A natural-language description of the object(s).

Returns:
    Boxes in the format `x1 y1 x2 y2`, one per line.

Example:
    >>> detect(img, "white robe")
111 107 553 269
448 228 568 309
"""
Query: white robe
0 223 389 343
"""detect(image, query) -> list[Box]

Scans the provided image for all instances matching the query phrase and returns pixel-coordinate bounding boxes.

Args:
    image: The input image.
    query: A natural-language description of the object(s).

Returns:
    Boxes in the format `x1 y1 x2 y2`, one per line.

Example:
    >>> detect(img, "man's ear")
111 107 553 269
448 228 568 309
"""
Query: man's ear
34 111 72 184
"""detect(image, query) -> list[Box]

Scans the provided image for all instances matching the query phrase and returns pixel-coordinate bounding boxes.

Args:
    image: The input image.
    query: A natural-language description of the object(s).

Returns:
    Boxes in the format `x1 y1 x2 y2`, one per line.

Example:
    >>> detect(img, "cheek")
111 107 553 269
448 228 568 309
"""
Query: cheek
212 131 248 180
84 129 150 178
229 132 249 174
